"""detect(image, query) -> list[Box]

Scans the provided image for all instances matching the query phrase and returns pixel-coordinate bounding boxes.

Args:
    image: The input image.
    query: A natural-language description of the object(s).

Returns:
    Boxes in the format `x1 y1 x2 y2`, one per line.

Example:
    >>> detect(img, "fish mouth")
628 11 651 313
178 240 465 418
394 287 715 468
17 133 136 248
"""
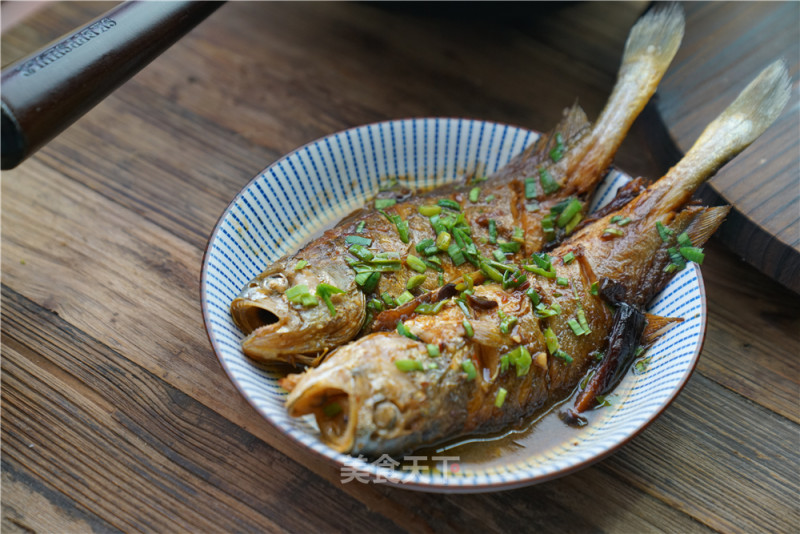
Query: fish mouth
285 370 357 453
230 297 284 335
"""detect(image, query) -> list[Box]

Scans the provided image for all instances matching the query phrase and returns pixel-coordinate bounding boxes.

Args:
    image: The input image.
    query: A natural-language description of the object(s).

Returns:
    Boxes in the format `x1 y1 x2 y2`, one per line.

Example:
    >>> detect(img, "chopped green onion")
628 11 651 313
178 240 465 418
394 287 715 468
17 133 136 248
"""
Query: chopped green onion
526 287 540 306
300 294 319 307
375 198 396 210
557 277 569 287
498 241 521 253
485 194 495 202
550 301 562 314
568 318 585 336
367 298 384 312
677 232 692 248
345 235 372 247
500 354 510 374
349 244 374 262
396 291 414 305
396 321 418 340
394 218 410 243
656 221 674 242
680 246 705 264
539 167 560 194
294 259 309 270
595 395 611 407
462 273 475 291
577 308 591 334
435 231 452 251
488 219 498 244
355 271 381 293
564 213 582 235
423 246 439 257
602 227 624 238
590 281 599 296
323 402 342 417
523 265 557 278
617 217 632 226
456 299 471 318
447 243 466 266
407 274 427 290
549 133 565 163
553 349 573 363
286 284 310 302
461 359 477 380
469 187 481 203
415 300 447 315
556 199 582 228
534 303 559 318
525 200 541 212
406 254 427 273
495 387 508 408
512 226 525 243
544 327 559 354
610 215 622 224
513 346 532 377
316 283 345 315
415 238 435 253
381 292 397 308
525 177 537 199
499 313 518 334
355 221 366 233
419 204 442 217
563 252 575 265
395 358 423 372
437 198 461 211
479 260 504 283
493 249 507 262
462 319 474 338
424 257 444 271
427 344 440 358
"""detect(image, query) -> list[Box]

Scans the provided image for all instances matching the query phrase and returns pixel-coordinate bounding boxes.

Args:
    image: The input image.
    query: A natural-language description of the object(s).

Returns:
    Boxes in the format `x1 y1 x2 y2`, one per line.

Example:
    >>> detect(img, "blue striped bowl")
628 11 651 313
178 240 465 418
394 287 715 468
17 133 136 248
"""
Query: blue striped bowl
201 118 706 492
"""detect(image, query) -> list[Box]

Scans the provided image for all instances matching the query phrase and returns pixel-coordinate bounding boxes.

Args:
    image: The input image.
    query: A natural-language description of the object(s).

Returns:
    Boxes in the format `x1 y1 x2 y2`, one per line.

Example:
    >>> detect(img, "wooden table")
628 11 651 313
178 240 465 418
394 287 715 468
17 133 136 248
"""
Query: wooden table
2 2 798 532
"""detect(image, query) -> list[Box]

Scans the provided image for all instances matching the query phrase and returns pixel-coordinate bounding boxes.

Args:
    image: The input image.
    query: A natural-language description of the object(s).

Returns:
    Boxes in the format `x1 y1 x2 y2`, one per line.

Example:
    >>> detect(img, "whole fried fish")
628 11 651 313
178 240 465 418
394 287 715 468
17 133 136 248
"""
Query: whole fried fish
281 62 790 455
231 5 685 365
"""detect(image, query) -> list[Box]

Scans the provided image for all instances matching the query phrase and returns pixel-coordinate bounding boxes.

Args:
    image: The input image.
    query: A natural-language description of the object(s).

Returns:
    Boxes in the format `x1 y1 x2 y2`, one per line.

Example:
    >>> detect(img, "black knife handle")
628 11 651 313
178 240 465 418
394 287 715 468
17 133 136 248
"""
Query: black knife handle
1 1 224 170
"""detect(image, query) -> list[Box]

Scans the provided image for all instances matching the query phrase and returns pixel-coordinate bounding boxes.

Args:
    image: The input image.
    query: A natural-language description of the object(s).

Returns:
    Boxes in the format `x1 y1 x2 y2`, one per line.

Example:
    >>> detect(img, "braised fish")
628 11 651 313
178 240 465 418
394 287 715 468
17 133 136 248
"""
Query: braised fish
231 5 685 365
281 62 790 455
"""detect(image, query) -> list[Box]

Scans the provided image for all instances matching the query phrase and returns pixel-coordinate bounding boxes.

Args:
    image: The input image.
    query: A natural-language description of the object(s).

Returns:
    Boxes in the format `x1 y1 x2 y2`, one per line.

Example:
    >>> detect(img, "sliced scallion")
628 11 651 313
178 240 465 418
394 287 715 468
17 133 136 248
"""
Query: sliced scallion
316 283 345 316
495 387 508 408
407 274 427 290
419 204 441 217
294 259 309 270
435 231 452 251
345 235 372 247
462 319 474 338
525 177 537 199
469 187 481 203
539 167 561 194
461 359 477 380
437 198 461 211
355 221 366 233
395 359 423 372
375 198 396 210
427 344 440 358
563 252 575 265
396 321 418 340
396 291 414 305
406 254 427 273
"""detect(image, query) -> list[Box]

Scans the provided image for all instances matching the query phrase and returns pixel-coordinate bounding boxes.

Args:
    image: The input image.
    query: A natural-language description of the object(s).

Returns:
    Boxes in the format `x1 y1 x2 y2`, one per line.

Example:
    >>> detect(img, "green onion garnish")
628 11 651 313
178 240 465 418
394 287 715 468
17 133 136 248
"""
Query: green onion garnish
407 274 427 290
462 319 474 338
677 232 692 248
367 298 384 312
512 226 524 243
427 344 440 358
493 249 506 262
469 187 481 203
602 227 624 238
396 291 414 305
375 198 397 210
479 260 504 283
345 235 372 246
381 292 397 308
680 246 705 264
286 284 310 302
406 254 427 273
544 327 559 354
355 271 381 293
396 321 418 340
499 313 518 334
610 215 621 223
522 265 557 278
415 238 435 253
549 133 565 162
498 241 521 254
617 217 631 226
553 349 573 363
656 221 673 242
485 194 495 203
437 198 461 211
395 359 423 372
488 219 498 244
323 402 342 417
526 287 540 306
447 243 466 266
456 299 471 318
568 318 585 336
349 244 374 262
577 308 591 334
563 252 575 265
395 218 410 243
419 204 442 217
557 277 569 287
495 387 508 408
294 259 309 270
556 199 582 228
500 354 510 374
435 231 452 251
356 221 366 233
525 177 537 199
590 281 599 295
316 283 345 315
461 359 477 380
539 167 561 194
514 346 532 377
564 213 582 235
415 300 446 315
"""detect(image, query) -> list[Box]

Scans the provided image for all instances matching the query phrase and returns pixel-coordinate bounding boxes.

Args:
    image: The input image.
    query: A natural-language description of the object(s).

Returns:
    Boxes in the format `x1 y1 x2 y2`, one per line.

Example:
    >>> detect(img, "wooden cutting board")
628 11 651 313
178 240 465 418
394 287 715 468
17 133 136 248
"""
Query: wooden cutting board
654 1 799 293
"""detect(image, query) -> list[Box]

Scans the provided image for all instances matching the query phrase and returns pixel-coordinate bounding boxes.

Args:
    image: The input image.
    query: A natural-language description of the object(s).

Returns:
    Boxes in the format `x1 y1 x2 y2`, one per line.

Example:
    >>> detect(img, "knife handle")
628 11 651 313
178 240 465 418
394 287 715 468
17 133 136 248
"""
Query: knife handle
1 0 224 170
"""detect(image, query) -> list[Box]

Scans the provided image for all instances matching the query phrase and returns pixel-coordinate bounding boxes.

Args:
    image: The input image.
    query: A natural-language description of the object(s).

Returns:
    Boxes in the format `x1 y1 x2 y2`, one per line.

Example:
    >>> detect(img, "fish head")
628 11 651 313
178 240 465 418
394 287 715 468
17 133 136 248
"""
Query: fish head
231 260 365 366
284 333 449 455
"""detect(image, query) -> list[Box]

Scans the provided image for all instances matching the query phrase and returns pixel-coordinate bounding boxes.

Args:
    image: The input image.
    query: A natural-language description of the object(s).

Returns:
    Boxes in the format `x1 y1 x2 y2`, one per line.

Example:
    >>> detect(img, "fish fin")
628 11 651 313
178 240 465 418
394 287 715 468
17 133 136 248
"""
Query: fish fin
622 3 684 68
683 205 731 247
641 313 683 346
642 61 791 215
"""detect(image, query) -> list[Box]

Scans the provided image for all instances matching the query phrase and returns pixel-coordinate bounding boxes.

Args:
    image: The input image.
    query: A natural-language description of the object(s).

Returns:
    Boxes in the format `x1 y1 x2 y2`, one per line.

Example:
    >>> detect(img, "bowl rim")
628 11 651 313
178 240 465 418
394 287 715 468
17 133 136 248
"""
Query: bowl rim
199 117 708 493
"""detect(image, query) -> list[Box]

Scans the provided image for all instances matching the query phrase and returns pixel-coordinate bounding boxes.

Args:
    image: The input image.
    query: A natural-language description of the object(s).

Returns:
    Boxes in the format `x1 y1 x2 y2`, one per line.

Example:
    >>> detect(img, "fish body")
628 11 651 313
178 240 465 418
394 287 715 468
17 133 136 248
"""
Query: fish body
282 61 790 456
232 5 685 365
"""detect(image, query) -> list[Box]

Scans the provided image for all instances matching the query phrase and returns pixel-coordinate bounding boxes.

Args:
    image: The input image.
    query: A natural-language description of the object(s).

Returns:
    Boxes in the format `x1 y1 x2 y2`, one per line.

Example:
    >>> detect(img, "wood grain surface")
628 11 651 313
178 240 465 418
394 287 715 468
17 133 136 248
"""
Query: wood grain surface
2 2 798 533
654 1 800 293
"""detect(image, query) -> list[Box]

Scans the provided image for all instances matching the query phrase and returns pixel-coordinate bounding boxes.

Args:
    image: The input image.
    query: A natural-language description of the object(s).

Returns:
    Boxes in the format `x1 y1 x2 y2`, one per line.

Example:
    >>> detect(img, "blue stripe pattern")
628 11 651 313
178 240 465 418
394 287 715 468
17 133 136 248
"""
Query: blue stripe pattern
200 118 708 492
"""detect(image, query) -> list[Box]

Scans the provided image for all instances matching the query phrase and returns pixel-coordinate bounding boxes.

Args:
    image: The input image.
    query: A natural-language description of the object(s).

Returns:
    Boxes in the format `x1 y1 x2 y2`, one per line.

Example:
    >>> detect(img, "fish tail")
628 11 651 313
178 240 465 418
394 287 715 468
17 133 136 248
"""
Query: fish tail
637 60 791 216
565 3 684 191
